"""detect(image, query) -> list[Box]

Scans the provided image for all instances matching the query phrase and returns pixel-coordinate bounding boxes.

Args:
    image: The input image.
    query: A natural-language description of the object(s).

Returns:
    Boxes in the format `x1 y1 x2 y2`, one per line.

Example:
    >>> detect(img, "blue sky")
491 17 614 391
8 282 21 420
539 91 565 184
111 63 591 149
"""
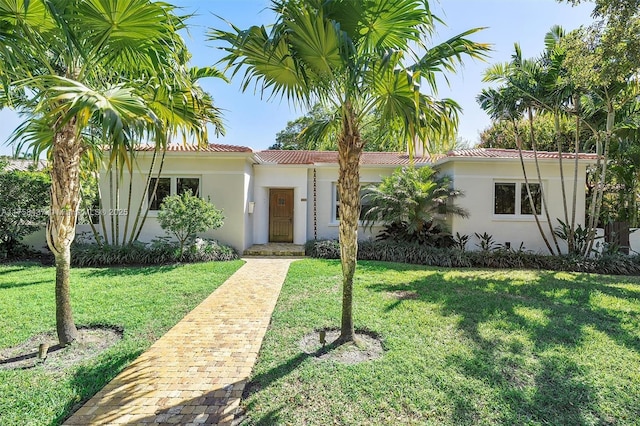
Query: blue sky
0 0 594 156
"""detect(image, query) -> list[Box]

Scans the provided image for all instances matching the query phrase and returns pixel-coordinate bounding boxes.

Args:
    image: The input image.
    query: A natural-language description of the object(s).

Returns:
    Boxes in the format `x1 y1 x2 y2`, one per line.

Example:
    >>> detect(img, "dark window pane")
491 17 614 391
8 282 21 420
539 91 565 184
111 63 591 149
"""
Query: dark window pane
521 183 542 215
495 183 516 214
149 177 170 210
335 186 340 220
177 178 199 197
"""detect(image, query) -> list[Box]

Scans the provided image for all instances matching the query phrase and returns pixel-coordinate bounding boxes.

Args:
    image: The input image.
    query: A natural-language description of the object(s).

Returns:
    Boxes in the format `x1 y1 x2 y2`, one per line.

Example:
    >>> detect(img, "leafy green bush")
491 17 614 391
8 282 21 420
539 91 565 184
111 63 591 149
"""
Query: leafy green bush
0 164 50 258
71 238 238 267
158 191 224 257
305 239 640 275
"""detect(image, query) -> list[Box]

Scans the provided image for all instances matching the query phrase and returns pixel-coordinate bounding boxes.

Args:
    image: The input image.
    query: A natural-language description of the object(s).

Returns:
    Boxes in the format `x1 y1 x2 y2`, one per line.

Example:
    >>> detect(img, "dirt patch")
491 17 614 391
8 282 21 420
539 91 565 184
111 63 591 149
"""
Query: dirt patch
0 326 123 372
299 329 384 365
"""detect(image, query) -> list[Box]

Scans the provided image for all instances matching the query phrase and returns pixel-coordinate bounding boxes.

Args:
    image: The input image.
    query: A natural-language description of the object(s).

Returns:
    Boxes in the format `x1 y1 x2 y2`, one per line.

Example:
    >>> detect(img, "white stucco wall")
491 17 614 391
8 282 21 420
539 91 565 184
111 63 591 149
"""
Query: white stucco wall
86 151 594 255
310 165 392 242
439 158 590 254
97 152 253 252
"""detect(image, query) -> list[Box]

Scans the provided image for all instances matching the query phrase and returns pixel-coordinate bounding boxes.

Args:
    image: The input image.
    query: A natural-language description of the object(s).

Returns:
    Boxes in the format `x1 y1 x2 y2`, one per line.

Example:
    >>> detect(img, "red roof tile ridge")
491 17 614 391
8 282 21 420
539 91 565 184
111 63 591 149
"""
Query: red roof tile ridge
134 143 253 153
447 148 598 159
255 149 438 165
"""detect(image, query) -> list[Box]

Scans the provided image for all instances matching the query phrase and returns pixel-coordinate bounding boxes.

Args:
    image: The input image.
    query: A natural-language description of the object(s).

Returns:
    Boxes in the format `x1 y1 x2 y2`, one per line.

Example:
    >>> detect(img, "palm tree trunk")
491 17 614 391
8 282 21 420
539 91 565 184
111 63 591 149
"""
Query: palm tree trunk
122 150 134 245
109 165 115 245
134 148 167 242
586 107 613 254
570 95 581 254
528 107 562 253
555 111 570 235
337 103 362 344
114 155 120 246
97 170 110 245
128 148 158 244
79 183 102 247
47 121 81 345
514 119 555 254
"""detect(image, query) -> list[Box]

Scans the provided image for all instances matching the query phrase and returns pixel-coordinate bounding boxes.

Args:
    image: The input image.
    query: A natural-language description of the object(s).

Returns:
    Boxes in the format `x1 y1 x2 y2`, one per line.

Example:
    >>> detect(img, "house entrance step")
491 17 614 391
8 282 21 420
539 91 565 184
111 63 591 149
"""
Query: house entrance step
243 243 306 257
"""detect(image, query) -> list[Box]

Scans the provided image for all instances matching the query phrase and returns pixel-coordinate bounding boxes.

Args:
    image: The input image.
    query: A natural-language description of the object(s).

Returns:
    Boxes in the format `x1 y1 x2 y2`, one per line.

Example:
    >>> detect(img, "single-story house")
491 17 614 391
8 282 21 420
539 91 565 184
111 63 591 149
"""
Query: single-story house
91 145 599 254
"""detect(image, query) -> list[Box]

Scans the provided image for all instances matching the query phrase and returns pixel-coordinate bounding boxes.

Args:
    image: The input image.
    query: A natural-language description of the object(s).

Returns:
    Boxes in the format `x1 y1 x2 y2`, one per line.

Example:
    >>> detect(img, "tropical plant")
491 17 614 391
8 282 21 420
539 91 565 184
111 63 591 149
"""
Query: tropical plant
361 166 468 246
561 23 640 254
553 218 598 255
481 40 565 255
157 191 224 258
474 232 500 251
453 232 470 251
211 0 488 343
0 0 224 345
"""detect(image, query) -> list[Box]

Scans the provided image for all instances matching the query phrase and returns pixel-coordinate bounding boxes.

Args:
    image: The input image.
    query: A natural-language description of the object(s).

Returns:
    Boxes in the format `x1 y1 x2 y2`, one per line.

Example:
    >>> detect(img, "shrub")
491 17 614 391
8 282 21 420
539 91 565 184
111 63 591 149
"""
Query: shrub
305 239 640 276
71 238 238 267
0 164 50 258
361 166 468 246
158 191 224 257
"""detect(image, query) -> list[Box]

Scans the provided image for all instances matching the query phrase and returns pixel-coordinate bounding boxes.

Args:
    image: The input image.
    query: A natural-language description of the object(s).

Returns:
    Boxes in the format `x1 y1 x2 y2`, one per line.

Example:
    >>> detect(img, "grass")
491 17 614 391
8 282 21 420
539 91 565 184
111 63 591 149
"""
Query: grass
0 260 243 426
242 259 640 425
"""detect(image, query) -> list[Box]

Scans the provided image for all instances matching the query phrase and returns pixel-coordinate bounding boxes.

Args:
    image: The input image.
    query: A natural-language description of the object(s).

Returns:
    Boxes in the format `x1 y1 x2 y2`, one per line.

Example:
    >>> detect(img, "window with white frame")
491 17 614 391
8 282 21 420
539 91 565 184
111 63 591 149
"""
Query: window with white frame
148 177 201 210
332 183 374 222
494 181 542 216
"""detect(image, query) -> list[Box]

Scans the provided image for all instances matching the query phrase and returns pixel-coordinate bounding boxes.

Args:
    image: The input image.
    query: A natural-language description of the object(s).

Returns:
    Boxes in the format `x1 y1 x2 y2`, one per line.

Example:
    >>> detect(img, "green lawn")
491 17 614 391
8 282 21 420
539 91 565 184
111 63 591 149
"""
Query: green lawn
0 260 243 426
242 259 640 425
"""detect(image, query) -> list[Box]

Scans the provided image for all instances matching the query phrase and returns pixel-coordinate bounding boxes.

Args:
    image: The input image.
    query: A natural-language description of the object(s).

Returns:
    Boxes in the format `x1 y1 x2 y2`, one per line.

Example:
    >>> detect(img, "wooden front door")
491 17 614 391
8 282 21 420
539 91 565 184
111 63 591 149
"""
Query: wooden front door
269 189 294 243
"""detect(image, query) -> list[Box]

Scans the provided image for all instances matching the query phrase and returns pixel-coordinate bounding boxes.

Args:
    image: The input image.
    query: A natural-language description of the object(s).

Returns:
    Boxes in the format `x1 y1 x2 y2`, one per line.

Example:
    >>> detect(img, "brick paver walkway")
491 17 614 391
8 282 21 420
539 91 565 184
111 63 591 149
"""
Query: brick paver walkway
64 258 295 426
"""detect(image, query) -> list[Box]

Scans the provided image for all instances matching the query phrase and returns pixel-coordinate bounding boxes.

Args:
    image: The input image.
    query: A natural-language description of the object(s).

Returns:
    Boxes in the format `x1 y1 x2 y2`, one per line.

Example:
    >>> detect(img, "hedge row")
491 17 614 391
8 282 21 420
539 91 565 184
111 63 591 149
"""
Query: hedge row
305 239 640 276
71 238 238 267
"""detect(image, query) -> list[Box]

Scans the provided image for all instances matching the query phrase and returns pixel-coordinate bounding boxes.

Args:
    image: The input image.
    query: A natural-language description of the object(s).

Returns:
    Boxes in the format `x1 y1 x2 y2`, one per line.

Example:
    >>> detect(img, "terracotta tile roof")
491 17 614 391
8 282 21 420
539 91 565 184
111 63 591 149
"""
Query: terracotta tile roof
135 143 253 153
129 146 597 164
446 148 599 160
255 150 435 165
256 150 315 164
2 159 48 172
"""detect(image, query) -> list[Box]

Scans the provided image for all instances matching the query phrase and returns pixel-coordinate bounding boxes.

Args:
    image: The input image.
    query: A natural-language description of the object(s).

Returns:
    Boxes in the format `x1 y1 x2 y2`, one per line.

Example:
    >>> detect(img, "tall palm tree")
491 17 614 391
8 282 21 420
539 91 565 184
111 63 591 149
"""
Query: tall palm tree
477 85 556 254
211 0 488 343
0 0 224 345
482 44 563 254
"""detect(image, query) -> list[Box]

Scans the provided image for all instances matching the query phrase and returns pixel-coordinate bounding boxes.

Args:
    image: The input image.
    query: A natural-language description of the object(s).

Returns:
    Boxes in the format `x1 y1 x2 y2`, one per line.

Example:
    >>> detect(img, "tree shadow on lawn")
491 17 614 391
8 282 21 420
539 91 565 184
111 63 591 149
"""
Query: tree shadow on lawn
0 279 52 289
56 347 145 426
367 270 639 424
0 266 30 275
82 264 180 278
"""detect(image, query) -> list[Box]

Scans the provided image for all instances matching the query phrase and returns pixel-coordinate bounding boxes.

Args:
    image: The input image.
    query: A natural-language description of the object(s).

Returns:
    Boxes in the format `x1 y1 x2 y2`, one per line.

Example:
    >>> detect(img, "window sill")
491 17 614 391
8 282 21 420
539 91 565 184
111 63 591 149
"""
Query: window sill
328 221 381 227
492 215 547 222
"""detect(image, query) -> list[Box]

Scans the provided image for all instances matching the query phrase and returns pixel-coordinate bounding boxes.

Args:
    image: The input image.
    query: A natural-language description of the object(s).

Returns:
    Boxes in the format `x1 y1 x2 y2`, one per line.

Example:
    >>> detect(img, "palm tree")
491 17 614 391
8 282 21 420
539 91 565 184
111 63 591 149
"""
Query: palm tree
0 0 224 345
361 166 469 244
482 44 564 254
211 0 488 343
477 84 558 255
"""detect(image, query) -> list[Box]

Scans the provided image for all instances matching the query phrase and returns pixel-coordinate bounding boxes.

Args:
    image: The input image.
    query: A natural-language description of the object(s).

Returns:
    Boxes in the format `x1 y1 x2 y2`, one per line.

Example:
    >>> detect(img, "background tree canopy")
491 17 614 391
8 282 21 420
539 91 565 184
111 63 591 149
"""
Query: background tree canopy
271 103 463 153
